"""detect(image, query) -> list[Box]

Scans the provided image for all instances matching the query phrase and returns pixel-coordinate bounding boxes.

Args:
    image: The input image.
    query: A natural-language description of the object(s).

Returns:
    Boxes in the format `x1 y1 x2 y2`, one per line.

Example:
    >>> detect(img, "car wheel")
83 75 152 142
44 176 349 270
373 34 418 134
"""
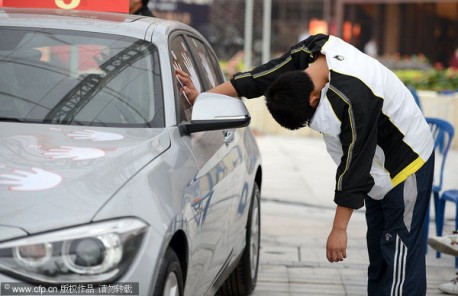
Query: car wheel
218 182 261 295
153 248 184 296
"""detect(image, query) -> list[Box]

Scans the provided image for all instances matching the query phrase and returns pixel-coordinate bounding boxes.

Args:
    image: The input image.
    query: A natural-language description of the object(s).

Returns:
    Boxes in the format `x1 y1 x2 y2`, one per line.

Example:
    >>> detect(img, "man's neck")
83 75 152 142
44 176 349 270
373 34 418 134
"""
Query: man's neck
305 55 329 90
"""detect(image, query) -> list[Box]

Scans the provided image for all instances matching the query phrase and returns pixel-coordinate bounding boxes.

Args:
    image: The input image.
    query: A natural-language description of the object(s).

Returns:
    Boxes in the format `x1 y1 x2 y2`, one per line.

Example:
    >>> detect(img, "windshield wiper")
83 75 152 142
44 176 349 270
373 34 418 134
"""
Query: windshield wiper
0 117 24 122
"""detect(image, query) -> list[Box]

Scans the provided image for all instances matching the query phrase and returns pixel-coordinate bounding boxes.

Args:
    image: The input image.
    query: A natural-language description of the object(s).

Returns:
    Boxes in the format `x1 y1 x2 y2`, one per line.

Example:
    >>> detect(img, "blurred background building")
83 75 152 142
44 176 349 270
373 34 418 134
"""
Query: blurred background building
150 0 458 147
150 0 458 69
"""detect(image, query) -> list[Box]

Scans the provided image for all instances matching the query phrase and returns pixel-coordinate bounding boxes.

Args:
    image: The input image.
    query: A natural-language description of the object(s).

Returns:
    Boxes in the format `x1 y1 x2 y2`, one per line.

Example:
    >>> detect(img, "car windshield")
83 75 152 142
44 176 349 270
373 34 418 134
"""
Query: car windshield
0 27 164 128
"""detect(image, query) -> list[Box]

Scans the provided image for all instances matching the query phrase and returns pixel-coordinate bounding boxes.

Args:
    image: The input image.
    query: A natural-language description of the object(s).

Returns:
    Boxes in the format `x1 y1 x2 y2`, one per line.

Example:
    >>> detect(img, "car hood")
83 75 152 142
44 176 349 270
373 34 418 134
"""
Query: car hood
0 123 170 237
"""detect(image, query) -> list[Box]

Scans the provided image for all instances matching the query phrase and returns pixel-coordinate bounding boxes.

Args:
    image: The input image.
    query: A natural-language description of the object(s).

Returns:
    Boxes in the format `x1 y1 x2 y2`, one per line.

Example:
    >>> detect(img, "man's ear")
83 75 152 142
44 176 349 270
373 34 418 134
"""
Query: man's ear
310 95 320 108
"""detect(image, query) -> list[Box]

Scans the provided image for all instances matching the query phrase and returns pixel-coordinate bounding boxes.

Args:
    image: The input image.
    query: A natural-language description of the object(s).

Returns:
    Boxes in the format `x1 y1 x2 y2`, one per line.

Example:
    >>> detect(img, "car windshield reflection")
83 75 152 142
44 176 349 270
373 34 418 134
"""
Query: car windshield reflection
0 28 164 128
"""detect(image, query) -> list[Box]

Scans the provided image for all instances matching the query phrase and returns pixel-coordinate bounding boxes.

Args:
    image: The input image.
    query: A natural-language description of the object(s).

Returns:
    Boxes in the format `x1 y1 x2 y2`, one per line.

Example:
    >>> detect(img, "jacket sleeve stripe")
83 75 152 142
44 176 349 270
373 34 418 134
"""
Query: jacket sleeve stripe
252 57 293 79
233 73 252 80
391 157 425 187
291 45 313 57
247 43 314 79
329 85 357 191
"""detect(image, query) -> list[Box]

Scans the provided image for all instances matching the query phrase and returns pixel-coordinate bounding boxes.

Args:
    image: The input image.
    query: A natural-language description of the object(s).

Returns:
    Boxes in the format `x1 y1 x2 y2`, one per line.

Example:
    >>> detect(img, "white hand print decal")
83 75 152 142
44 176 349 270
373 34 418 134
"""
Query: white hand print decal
173 60 181 72
199 52 216 88
44 146 105 161
0 168 62 191
182 52 202 92
67 130 123 141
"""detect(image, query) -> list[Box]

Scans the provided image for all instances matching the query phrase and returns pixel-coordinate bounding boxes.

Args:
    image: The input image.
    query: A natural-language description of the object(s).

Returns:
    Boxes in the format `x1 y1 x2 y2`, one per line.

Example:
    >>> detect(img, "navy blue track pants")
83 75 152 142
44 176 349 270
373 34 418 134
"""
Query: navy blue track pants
365 154 434 296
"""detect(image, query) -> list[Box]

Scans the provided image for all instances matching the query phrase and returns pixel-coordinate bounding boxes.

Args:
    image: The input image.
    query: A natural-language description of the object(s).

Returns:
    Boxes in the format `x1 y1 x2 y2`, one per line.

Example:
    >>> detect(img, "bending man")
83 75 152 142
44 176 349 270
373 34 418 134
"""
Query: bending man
177 34 434 296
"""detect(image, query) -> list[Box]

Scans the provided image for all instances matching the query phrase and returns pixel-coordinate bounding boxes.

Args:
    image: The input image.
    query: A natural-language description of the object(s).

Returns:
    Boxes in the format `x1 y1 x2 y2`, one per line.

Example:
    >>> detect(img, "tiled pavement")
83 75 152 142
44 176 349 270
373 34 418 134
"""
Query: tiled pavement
250 135 458 296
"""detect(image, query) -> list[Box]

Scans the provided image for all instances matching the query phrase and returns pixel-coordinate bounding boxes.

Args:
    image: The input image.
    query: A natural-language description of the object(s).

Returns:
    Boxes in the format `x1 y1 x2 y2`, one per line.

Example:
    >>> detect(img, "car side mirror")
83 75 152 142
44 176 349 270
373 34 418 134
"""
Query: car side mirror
180 93 251 134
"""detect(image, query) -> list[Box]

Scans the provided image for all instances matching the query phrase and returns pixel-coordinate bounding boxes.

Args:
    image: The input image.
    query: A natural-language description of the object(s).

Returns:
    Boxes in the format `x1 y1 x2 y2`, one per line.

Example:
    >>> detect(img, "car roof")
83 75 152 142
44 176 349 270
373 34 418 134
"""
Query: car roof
0 7 201 40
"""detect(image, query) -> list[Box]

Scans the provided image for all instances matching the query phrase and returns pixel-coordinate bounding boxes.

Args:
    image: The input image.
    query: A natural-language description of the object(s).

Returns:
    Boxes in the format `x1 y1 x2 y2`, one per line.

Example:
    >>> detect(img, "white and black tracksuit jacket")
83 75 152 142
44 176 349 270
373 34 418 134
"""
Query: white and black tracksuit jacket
230 34 434 210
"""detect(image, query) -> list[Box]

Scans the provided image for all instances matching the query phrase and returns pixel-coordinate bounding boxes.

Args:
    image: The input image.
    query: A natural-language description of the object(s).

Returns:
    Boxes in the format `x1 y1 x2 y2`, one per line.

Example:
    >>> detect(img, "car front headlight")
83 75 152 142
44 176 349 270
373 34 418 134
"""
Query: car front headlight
0 218 147 284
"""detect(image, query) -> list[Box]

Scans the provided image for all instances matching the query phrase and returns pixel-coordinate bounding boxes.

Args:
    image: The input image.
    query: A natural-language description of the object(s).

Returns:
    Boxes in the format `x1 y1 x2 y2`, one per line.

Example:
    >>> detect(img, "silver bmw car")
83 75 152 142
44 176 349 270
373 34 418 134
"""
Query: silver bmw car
0 8 262 296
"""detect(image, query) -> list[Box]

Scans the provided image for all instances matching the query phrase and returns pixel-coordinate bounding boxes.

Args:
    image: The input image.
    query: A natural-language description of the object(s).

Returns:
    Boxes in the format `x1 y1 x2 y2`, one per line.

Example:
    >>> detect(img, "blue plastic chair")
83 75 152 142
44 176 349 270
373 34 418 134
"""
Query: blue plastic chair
437 189 458 268
424 118 455 257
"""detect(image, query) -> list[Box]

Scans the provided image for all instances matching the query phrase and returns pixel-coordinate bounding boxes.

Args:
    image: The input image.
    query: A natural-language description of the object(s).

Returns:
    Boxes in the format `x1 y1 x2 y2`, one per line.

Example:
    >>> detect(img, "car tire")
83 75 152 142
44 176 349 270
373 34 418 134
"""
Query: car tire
153 248 184 296
218 182 261 296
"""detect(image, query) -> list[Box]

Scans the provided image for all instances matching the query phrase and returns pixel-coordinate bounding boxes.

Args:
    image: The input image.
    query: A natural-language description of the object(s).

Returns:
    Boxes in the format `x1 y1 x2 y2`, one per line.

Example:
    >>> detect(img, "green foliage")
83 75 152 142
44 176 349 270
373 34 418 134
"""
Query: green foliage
220 53 458 93
396 68 458 93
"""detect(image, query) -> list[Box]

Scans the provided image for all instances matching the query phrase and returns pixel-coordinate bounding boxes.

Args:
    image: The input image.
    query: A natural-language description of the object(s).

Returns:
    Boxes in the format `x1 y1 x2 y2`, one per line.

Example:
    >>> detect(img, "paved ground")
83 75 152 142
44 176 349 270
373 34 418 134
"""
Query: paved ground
250 135 458 296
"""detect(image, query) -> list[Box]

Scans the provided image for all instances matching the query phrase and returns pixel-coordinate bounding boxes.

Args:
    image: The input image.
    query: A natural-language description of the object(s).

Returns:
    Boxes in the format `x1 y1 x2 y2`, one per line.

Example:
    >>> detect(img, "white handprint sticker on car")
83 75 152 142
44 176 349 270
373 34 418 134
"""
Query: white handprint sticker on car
0 168 62 191
44 146 105 160
67 130 123 141
199 52 216 88
182 52 201 93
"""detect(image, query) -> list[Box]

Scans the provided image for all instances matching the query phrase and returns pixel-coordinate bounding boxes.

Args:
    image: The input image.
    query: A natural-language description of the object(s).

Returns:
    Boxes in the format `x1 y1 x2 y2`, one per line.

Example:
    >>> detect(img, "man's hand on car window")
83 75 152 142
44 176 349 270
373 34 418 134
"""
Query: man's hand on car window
175 68 199 105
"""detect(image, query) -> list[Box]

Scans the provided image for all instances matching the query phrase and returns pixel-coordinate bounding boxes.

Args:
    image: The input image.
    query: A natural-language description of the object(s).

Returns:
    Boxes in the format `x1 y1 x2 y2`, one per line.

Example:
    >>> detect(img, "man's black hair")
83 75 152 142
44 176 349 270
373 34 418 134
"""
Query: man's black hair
265 70 317 130
142 0 149 6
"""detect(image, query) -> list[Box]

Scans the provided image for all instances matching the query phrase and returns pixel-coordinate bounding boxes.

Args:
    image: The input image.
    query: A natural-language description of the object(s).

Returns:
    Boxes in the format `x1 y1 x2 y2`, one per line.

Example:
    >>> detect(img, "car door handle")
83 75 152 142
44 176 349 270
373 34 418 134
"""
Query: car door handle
223 130 234 145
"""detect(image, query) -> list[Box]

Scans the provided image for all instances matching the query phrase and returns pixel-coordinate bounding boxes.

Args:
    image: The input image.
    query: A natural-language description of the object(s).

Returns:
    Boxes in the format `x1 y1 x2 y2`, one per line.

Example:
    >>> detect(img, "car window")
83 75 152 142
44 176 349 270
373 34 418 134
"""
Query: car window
170 35 204 122
187 37 224 90
170 35 224 123
0 27 164 128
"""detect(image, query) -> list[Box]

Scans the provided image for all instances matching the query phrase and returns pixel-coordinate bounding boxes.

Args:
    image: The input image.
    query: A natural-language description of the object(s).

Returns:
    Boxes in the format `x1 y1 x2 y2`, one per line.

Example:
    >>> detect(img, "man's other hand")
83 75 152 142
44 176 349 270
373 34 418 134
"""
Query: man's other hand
326 227 347 263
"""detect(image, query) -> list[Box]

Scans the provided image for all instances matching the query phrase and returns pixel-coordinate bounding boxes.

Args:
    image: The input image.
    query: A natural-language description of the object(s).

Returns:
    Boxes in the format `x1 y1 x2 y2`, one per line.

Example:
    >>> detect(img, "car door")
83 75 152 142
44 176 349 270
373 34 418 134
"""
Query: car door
169 33 237 294
184 36 249 259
